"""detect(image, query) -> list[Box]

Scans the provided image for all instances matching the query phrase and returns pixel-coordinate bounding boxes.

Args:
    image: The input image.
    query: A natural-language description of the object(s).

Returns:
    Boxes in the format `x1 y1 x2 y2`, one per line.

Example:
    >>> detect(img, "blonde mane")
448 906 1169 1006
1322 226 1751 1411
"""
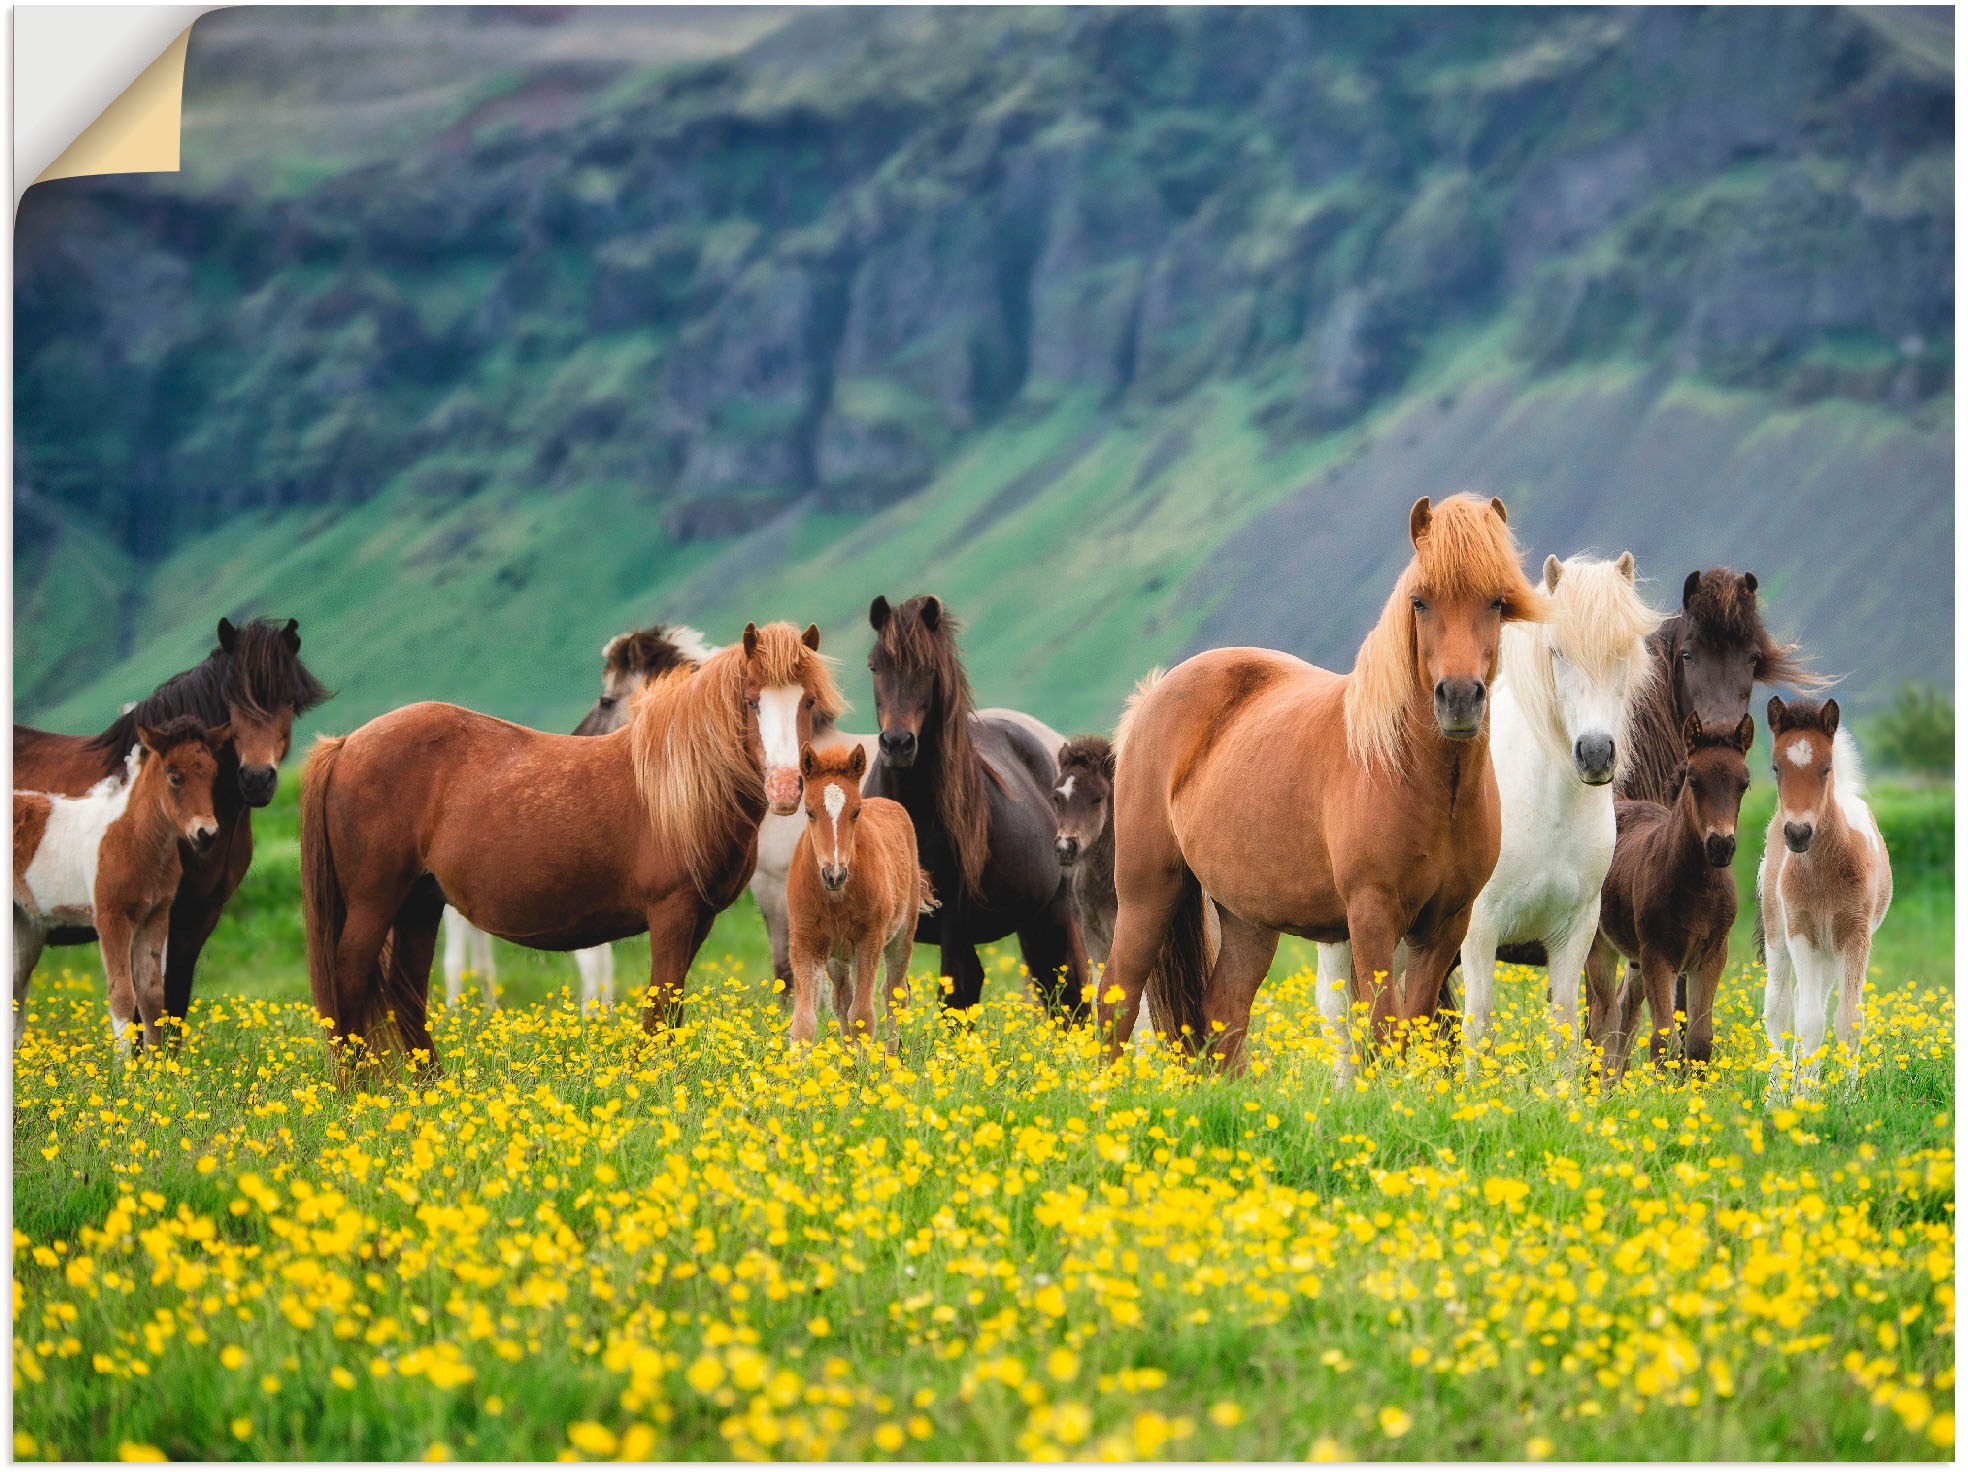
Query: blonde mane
1498 553 1664 783
628 622 844 898
1345 495 1548 771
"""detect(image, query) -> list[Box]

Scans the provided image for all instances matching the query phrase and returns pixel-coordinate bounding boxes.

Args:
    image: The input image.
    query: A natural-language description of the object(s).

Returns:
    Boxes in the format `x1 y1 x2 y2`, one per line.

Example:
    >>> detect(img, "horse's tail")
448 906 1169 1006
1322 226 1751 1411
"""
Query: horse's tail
917 868 940 915
300 735 361 1044
1112 667 1166 757
1144 874 1214 1054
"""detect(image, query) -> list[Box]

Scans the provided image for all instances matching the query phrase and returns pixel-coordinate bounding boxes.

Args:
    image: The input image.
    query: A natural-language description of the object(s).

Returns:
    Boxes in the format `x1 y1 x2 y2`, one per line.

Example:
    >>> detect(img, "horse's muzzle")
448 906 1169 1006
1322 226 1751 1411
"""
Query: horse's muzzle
1783 821 1815 853
878 729 917 768
187 824 219 855
1432 678 1487 740
1573 732 1616 786
765 767 802 815
821 864 849 892
238 764 278 806
1704 832 1737 868
1055 836 1079 870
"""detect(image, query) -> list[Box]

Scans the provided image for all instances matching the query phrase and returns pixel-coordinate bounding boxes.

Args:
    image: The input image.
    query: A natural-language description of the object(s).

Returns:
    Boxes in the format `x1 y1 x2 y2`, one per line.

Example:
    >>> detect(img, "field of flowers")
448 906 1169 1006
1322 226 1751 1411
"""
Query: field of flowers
12 945 1956 1462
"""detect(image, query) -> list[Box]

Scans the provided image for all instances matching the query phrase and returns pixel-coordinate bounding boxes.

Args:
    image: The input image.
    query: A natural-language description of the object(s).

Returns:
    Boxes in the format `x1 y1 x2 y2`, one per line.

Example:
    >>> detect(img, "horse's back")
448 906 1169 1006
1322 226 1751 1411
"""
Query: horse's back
13 724 115 799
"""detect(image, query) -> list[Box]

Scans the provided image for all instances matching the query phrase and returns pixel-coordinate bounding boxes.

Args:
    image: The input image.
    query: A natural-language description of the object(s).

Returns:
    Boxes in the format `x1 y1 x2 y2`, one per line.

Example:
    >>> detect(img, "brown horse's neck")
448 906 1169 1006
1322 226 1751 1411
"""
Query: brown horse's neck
1656 787 1722 896
119 771 185 883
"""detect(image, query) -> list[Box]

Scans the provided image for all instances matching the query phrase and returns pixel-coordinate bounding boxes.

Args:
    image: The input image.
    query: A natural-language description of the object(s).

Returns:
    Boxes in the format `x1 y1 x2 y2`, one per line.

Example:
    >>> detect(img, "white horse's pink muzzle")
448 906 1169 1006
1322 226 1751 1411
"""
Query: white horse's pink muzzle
765 767 803 815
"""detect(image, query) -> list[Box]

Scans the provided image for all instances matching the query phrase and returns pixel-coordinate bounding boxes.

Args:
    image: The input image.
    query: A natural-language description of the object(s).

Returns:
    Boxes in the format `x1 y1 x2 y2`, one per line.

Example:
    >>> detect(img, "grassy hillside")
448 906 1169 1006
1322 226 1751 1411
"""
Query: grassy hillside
15 7 1952 734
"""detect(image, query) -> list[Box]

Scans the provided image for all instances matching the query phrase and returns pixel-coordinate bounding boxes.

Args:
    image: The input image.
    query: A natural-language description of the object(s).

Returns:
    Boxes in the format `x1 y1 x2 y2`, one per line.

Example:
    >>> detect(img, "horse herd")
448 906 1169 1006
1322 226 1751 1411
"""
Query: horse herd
13 494 1891 1097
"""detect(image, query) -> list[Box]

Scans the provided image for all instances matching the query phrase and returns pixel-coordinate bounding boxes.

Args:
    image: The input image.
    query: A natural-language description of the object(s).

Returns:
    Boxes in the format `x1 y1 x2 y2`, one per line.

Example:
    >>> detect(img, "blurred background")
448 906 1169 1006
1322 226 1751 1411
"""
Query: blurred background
14 5 1954 761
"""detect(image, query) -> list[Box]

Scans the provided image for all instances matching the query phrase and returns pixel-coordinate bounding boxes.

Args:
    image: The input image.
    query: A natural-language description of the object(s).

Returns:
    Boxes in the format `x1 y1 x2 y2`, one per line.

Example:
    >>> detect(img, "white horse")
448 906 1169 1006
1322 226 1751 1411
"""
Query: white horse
1316 552 1661 1074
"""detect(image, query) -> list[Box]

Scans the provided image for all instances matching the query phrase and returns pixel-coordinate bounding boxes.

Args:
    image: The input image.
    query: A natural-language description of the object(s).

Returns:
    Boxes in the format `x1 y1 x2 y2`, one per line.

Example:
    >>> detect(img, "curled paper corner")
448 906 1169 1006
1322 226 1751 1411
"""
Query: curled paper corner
17 6 213 200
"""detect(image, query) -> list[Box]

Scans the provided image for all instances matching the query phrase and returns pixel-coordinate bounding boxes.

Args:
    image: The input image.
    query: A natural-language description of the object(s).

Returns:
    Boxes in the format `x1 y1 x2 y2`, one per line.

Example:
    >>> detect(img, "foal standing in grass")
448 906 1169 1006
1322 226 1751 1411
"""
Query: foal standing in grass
785 743 935 1046
1588 713 1754 1078
14 717 230 1051
1759 697 1892 1095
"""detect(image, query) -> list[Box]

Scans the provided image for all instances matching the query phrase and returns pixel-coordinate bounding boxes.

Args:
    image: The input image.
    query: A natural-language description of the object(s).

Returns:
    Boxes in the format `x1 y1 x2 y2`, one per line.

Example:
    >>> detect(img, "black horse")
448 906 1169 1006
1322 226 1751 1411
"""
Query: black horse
14 617 332 1026
864 595 1088 1018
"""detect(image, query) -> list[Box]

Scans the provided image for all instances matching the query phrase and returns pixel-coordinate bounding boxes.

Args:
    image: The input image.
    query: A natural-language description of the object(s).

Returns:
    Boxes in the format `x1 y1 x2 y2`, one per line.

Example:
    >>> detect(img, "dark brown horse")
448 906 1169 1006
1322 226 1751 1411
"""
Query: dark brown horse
1101 495 1548 1074
13 617 332 1025
864 595 1089 1018
1618 567 1820 1020
301 622 841 1070
1588 713 1754 1078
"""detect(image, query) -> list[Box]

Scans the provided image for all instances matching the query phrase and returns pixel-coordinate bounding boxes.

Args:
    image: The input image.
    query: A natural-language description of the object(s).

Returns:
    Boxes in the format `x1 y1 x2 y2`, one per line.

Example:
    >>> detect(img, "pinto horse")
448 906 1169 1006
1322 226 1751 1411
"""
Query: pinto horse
865 595 1088 1017
1099 494 1547 1073
300 622 841 1067
13 617 331 1026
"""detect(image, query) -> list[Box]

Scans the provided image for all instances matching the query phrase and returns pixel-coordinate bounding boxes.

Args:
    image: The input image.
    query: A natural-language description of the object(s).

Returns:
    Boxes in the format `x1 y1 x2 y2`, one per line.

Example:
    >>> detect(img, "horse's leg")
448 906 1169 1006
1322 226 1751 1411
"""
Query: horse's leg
827 957 852 1025
1790 943 1835 1094
1400 914 1470 1066
1315 942 1356 1083
1096 795 1191 1058
13 917 43 1050
640 891 713 1033
881 927 912 1049
97 908 141 1057
1017 889 1089 1023
160 889 224 1045
845 939 882 1043
1636 952 1678 1072
1457 909 1502 1071
384 884 445 1073
1610 957 1650 1081
132 907 172 1053
1344 888 1404 1060
941 935 987 1014
441 909 469 1007
577 946 612 1016
786 937 823 1046
1833 927 1870 1066
1681 945 1726 1078
1762 924 1798 1098
472 925 497 1004
751 877 796 1005
1544 900 1600 1053
1198 908 1280 1075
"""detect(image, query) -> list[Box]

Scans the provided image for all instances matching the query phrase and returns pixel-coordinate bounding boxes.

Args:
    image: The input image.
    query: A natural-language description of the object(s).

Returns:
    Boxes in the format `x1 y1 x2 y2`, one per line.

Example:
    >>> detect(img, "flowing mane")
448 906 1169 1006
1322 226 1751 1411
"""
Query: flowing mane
86 617 331 761
602 623 717 681
874 596 990 900
1345 494 1547 771
1498 554 1664 783
628 622 843 898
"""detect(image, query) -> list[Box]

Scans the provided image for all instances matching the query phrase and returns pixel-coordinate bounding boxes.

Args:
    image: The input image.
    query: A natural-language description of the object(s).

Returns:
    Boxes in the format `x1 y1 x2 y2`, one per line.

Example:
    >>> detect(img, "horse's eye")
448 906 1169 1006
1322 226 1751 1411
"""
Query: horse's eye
168 772 184 789
1680 650 1692 662
599 695 617 708
1410 597 1428 614
1489 598 1505 613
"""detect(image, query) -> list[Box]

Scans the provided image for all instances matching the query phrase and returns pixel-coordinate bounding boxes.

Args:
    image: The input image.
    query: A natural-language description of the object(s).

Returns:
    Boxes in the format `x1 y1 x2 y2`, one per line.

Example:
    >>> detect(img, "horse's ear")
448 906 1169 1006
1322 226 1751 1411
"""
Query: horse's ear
282 618 301 653
1102 749 1117 780
1742 571 1759 597
920 596 942 632
846 743 867 780
868 596 891 632
205 723 233 749
1732 714 1756 754
1615 551 1635 582
1766 694 1788 732
1680 713 1704 750
137 725 166 754
742 622 760 659
1408 497 1432 547
1489 496 1508 525
1819 699 1839 737
1682 571 1702 609
799 743 817 778
1542 554 1562 591
800 623 821 652
217 617 237 652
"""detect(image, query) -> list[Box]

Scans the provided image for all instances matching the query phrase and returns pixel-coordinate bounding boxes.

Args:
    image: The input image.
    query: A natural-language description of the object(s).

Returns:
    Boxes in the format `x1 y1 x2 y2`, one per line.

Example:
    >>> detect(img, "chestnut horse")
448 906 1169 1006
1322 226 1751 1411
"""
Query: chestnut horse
1759 697 1892 1096
13 617 332 1027
785 743 936 1046
301 622 841 1067
1099 494 1547 1073
865 595 1089 1018
1587 713 1755 1079
15 717 230 1051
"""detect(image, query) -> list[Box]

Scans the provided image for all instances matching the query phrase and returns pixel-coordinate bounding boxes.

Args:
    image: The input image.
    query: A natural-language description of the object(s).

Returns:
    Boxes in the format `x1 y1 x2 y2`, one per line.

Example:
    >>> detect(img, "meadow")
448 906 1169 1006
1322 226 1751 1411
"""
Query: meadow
11 776 1956 1461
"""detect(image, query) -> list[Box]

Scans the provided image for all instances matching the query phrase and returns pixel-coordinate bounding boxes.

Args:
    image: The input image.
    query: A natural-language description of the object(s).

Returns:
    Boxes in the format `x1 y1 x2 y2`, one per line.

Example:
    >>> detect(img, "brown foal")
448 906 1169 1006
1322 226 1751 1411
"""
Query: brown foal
785 743 935 1046
1588 713 1755 1078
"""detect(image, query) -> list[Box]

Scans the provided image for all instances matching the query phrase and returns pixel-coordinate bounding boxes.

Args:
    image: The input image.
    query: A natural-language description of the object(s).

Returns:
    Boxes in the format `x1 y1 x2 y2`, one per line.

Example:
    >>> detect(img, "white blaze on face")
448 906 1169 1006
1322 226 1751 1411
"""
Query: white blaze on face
758 685 804 812
823 781 847 868
1057 775 1075 802
1786 738 1814 769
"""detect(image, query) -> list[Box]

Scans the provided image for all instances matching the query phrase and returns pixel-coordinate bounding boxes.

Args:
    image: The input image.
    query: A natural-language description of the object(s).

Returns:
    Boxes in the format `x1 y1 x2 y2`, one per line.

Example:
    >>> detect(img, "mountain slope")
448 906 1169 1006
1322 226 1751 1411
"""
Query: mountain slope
15 6 1953 737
